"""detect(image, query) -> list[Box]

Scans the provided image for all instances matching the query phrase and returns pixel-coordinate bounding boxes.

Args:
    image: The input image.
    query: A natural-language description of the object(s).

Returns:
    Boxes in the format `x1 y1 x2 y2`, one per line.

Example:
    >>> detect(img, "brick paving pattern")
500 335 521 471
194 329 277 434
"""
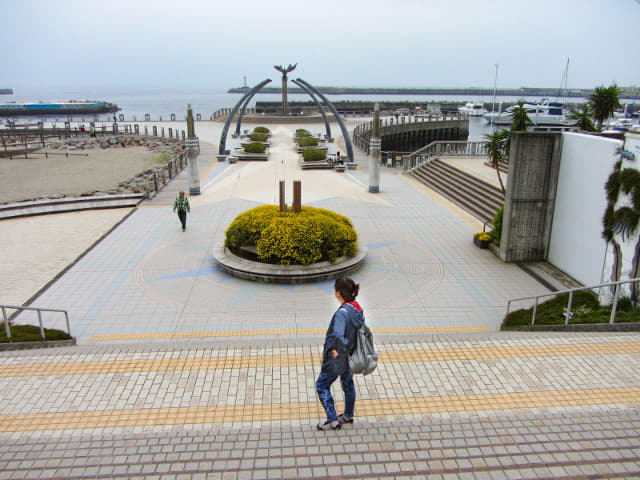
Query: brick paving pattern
1 122 638 479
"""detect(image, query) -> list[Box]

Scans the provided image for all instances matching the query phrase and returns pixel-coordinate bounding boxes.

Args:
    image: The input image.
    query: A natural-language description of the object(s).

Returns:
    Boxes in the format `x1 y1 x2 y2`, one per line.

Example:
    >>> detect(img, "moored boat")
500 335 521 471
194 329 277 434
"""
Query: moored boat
483 99 571 126
458 102 487 116
0 101 119 117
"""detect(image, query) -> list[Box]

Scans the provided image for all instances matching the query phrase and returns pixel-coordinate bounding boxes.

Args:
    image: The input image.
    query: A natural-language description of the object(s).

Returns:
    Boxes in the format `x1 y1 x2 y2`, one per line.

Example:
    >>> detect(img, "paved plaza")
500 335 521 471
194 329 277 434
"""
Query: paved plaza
1 120 639 479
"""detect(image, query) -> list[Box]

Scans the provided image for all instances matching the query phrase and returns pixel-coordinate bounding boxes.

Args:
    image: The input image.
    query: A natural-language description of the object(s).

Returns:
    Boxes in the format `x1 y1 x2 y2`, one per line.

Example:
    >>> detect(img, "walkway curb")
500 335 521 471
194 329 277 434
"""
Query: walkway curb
213 243 367 284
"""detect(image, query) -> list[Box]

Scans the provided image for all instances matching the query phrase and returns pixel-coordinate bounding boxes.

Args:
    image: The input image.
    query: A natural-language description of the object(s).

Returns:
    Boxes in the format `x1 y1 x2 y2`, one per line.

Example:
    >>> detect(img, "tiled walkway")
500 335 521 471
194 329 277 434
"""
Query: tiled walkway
1 120 639 479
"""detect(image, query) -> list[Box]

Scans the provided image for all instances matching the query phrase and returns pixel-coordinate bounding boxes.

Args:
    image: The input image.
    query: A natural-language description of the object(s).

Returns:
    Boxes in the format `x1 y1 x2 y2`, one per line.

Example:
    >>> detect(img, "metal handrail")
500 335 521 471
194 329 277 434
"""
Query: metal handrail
505 277 640 326
1 304 71 341
402 140 489 170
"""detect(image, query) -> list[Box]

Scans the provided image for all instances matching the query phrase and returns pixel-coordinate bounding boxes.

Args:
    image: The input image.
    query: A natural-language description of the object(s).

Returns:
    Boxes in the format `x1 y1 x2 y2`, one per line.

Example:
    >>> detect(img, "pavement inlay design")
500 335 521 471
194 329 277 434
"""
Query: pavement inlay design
1 387 638 433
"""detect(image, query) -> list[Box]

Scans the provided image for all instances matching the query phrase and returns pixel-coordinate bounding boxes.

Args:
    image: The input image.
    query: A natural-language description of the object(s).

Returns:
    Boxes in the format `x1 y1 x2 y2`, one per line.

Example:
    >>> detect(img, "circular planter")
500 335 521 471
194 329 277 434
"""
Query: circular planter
213 243 367 284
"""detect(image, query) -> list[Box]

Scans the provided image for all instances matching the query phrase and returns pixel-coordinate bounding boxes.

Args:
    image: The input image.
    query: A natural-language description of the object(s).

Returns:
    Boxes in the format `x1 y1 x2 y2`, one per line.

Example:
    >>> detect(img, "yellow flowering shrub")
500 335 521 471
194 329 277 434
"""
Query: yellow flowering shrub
474 232 492 242
225 205 358 265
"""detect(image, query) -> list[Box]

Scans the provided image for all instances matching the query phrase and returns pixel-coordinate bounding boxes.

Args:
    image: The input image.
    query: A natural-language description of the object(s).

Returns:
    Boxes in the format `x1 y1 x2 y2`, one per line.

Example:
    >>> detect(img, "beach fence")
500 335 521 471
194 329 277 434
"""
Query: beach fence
1 122 187 159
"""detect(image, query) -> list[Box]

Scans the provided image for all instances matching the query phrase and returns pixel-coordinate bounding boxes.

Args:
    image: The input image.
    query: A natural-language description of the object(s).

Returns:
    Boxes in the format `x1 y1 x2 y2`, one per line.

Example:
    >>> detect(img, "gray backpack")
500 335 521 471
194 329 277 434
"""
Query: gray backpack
348 323 378 375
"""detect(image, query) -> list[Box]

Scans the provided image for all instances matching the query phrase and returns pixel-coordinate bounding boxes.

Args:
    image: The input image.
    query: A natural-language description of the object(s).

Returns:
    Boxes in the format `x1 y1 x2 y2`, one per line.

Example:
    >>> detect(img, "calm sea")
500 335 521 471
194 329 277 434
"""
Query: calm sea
3 86 580 121
2 86 584 142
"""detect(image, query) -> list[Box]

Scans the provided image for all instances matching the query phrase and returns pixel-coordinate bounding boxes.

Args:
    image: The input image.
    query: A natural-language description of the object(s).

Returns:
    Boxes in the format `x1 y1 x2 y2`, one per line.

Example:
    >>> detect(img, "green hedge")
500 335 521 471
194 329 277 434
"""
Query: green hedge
225 205 357 265
249 132 268 142
298 136 318 147
244 142 266 153
502 290 640 328
1 324 72 343
296 129 312 137
303 148 326 161
490 206 504 245
253 126 270 134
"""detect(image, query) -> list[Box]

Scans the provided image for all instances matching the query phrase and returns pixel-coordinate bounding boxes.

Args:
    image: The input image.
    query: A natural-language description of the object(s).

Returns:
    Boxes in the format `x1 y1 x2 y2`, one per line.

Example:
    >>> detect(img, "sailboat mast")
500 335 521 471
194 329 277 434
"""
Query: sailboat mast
558 58 569 104
491 64 498 131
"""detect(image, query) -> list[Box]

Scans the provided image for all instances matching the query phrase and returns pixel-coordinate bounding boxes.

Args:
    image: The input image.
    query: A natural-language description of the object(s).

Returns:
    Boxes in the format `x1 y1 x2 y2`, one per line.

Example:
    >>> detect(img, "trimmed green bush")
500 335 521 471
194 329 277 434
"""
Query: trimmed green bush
298 136 319 147
253 126 270 134
249 132 268 142
1 324 72 343
244 142 266 154
490 205 503 245
502 290 640 328
302 148 326 162
225 205 358 266
296 129 312 137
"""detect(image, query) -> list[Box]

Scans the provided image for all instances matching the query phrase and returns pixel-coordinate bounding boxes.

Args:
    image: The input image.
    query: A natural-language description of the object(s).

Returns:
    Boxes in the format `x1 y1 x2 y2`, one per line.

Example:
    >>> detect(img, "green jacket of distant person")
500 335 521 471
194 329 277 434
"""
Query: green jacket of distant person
173 192 190 213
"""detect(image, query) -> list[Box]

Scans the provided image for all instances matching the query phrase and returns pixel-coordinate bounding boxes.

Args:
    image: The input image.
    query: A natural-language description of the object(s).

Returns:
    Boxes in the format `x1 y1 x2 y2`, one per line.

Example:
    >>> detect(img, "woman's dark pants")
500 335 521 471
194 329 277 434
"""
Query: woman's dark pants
316 370 355 423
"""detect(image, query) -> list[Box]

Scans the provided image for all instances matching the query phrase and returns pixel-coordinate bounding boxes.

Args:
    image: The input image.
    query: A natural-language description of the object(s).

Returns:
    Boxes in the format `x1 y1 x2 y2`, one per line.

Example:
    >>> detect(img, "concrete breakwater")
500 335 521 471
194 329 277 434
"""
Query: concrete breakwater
229 85 640 99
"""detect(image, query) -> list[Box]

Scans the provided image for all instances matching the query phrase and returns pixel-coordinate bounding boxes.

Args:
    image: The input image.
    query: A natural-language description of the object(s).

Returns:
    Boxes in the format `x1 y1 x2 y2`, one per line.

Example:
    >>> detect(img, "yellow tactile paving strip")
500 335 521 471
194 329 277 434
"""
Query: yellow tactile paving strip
0 387 638 432
1 341 639 378
89 325 491 342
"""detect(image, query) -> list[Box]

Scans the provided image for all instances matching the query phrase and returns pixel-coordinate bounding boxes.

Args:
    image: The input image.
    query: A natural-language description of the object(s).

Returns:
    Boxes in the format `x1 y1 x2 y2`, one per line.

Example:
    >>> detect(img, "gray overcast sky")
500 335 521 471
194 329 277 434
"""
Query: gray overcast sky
2 0 639 91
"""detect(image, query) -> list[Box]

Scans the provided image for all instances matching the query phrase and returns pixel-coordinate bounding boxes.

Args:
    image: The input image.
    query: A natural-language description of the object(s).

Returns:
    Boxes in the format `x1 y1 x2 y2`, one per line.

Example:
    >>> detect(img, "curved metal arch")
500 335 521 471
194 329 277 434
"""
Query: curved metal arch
219 79 272 155
295 78 354 163
235 87 264 136
291 79 332 141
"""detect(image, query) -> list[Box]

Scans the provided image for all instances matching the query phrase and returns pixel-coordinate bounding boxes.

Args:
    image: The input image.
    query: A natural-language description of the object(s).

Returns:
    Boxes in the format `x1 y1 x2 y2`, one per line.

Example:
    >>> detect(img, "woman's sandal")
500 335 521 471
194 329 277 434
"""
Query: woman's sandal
317 420 341 431
337 414 353 425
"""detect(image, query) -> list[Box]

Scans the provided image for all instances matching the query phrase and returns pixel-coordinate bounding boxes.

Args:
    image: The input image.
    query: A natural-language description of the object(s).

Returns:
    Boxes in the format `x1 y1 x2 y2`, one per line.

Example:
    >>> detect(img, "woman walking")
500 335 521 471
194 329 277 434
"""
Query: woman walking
316 277 365 431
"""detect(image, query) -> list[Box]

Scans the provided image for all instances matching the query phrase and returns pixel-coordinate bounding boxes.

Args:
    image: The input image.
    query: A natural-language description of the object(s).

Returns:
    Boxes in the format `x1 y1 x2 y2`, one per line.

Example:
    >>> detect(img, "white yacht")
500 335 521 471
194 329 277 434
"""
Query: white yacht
458 102 487 116
603 117 638 133
483 99 571 126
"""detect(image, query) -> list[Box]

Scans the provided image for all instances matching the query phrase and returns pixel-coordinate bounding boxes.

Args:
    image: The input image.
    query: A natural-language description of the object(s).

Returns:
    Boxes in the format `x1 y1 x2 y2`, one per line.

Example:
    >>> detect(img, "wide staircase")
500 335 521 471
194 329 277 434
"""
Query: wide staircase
408 159 504 222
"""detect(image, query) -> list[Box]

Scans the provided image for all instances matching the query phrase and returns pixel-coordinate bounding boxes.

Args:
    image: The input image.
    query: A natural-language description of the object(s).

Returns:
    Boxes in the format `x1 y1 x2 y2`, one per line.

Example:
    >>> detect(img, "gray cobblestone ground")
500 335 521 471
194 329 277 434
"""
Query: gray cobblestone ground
1 121 639 479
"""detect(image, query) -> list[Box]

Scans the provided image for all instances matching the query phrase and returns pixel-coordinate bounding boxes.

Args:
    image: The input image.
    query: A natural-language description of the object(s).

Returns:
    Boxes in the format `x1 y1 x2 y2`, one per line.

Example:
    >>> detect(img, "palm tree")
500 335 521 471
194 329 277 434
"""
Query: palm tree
589 84 622 130
484 129 509 193
569 104 596 131
510 100 531 131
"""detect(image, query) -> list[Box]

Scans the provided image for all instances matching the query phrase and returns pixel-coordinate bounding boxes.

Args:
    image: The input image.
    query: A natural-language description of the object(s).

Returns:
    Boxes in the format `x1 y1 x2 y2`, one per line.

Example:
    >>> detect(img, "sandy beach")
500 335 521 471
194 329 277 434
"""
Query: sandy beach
0 146 164 204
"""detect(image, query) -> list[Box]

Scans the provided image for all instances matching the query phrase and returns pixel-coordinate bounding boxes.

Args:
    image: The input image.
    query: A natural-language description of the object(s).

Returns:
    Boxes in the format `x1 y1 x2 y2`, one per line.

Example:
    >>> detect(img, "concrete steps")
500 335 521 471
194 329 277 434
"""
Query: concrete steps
409 159 504 222
0 193 144 219
1 410 637 479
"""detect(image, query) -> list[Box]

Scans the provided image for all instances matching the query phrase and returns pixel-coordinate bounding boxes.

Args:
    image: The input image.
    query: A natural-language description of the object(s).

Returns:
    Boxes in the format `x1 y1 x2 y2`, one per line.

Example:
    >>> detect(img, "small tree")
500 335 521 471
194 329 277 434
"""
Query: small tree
510 100 531 131
569 104 596 132
484 129 509 194
589 84 622 130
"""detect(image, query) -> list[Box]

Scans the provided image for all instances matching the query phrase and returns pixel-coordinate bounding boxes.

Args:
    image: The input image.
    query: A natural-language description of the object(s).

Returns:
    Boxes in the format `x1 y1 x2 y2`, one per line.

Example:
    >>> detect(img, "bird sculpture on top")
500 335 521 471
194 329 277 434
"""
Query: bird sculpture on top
274 63 297 78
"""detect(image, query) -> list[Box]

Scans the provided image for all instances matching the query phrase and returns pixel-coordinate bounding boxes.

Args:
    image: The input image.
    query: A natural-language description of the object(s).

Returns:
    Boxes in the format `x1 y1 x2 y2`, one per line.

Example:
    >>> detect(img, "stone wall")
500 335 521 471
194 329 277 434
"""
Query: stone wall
499 132 562 263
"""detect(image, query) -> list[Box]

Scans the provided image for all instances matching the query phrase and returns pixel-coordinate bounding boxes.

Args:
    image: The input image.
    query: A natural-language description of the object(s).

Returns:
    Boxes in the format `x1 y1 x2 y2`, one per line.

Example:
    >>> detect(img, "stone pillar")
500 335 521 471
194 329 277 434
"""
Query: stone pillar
293 180 301 213
499 132 562 262
185 104 201 195
369 104 381 193
279 180 286 212
281 75 288 116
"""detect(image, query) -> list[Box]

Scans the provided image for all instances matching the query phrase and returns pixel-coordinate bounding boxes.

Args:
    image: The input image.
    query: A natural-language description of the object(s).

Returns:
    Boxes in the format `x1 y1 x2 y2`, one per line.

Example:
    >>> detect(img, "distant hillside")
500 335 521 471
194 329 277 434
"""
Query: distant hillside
228 86 640 99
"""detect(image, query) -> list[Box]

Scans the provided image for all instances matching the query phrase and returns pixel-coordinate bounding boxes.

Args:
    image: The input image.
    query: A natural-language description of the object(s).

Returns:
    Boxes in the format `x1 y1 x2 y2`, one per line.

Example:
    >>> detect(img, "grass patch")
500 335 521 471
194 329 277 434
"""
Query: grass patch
154 153 170 164
0 324 73 343
502 290 640 328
